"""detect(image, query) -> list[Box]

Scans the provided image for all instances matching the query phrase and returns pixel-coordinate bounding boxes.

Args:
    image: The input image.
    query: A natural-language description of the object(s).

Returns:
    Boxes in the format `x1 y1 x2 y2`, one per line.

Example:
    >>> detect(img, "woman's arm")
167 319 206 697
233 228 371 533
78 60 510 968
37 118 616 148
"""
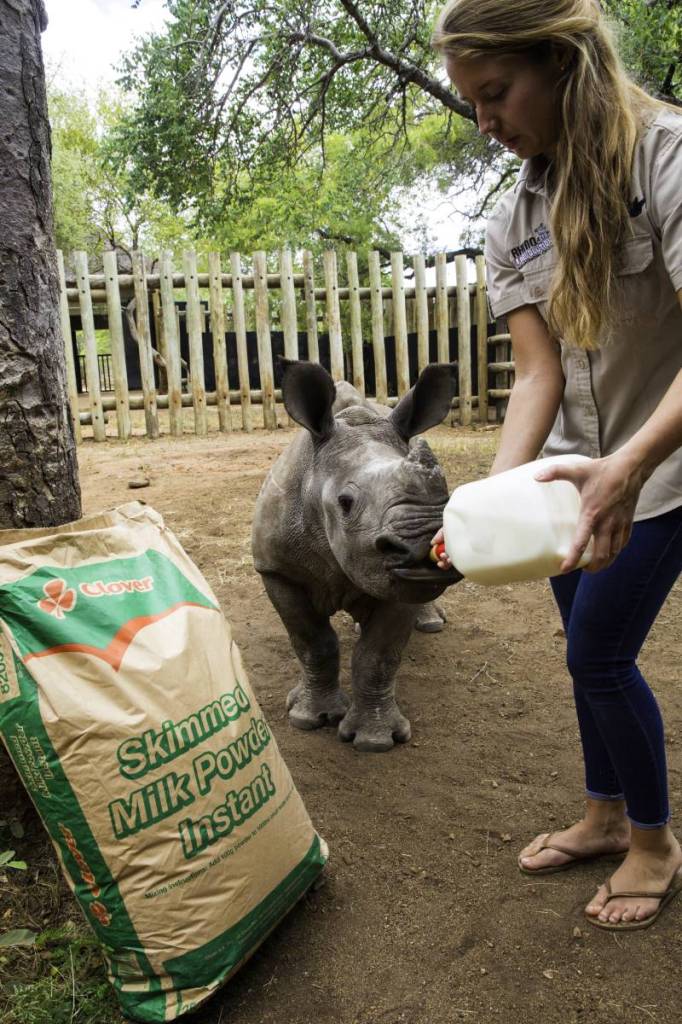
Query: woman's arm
538 289 682 573
489 305 565 474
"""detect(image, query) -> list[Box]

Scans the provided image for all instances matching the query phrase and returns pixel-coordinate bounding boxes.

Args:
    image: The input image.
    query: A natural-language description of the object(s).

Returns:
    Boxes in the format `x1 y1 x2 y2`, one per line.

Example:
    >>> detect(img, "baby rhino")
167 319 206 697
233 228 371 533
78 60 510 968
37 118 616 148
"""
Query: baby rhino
252 360 461 752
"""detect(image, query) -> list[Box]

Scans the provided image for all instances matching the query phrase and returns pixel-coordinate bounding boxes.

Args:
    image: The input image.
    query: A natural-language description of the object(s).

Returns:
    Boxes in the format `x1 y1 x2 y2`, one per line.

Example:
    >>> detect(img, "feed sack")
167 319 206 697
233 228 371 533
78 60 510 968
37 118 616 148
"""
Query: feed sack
0 502 327 1021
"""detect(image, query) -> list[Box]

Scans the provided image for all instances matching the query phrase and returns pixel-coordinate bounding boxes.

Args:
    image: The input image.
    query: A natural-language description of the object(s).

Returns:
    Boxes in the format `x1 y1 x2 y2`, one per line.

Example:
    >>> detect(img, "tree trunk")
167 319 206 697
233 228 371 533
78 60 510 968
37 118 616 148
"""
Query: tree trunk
0 0 81 819
0 0 81 529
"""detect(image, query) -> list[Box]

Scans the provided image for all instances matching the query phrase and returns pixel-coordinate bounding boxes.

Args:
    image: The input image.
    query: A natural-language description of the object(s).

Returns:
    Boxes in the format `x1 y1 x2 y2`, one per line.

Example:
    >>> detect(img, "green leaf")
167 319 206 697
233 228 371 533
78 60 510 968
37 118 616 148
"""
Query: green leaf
0 849 27 869
0 929 37 948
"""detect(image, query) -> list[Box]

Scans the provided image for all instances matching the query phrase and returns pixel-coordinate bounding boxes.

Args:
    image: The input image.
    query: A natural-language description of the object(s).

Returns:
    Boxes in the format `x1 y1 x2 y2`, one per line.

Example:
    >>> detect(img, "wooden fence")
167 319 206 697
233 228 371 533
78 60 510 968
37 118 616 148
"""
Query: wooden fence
57 248 513 443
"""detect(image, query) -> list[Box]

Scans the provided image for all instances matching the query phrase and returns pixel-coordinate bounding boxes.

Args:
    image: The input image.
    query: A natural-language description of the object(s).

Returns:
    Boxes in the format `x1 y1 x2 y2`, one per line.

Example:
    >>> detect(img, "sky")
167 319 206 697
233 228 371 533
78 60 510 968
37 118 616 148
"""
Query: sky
42 0 168 92
41 0 471 275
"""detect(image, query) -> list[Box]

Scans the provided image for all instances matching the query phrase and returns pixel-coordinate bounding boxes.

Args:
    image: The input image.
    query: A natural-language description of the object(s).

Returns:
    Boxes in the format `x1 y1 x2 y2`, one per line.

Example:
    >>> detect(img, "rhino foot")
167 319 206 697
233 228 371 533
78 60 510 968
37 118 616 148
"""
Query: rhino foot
414 601 447 633
286 684 350 730
337 702 411 752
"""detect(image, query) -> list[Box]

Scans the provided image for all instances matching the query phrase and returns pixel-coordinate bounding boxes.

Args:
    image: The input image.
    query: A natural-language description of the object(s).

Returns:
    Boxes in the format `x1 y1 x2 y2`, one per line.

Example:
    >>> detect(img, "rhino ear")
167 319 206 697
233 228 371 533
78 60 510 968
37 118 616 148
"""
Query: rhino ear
389 363 456 440
280 359 336 440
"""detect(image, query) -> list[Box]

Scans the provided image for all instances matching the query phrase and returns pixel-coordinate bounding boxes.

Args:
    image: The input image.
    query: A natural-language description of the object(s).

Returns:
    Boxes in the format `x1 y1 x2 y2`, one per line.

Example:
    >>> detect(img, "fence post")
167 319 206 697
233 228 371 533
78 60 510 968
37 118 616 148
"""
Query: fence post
102 251 131 440
391 251 410 397
73 250 106 441
475 254 489 424
208 251 232 432
279 250 299 362
455 254 472 426
131 251 160 439
280 249 299 425
368 251 388 404
323 250 344 381
230 252 252 432
183 250 208 436
413 254 429 375
56 250 82 444
435 252 449 364
253 251 277 429
346 251 365 395
159 250 184 436
302 250 319 363
151 289 167 394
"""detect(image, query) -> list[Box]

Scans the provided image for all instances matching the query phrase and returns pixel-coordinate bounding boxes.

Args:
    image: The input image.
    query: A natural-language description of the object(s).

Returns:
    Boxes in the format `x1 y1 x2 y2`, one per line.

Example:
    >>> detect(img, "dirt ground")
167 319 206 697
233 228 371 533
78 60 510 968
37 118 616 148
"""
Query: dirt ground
6 411 682 1023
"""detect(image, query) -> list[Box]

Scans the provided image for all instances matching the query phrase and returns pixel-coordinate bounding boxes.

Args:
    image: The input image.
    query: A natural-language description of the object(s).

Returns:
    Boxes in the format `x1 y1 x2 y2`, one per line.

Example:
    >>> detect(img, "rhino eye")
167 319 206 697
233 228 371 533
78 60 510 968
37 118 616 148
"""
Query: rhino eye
338 493 354 515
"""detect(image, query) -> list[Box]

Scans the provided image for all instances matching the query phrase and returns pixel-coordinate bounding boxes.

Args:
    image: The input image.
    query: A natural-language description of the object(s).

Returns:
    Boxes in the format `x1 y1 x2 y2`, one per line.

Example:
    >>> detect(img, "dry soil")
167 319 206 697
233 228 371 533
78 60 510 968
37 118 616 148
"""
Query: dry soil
7 414 682 1024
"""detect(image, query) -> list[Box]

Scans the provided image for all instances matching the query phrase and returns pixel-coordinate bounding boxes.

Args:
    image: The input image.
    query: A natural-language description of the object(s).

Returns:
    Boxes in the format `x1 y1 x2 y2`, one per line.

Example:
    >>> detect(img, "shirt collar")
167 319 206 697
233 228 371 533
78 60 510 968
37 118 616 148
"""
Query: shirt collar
516 157 552 196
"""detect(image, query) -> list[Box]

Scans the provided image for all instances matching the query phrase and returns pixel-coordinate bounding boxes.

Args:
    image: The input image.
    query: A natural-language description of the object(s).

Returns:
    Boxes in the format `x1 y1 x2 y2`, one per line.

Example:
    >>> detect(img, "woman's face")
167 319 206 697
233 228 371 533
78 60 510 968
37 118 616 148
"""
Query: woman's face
445 53 563 161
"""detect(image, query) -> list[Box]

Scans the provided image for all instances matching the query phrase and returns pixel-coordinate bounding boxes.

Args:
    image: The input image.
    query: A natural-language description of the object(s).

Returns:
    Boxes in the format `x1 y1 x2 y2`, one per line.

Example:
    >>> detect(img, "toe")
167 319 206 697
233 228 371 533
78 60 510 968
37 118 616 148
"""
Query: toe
518 833 550 861
519 848 569 872
620 903 637 923
585 884 608 917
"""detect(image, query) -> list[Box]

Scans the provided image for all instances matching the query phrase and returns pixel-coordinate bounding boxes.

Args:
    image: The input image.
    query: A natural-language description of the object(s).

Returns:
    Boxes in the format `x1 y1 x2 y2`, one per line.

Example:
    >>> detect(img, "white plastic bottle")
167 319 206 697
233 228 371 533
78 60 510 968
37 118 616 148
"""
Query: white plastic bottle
442 455 594 585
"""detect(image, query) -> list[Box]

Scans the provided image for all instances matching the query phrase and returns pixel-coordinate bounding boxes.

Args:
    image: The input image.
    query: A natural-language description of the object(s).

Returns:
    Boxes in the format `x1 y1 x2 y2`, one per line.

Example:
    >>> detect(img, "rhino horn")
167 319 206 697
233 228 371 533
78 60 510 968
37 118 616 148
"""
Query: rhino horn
405 439 439 470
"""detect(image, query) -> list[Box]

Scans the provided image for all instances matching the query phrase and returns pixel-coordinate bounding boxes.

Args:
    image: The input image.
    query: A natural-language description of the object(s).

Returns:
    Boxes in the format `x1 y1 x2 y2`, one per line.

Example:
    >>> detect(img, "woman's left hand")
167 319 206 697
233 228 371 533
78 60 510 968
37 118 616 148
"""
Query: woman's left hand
534 453 645 574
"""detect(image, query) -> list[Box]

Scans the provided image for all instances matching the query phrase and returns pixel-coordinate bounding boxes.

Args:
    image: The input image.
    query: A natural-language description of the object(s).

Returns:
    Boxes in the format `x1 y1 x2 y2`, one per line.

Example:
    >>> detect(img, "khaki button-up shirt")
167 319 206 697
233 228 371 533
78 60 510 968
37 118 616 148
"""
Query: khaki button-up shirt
485 109 682 520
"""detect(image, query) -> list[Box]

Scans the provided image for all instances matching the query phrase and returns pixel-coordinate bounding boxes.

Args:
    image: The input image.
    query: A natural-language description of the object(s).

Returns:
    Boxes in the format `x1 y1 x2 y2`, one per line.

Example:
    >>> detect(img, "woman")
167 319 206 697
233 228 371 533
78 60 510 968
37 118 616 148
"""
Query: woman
431 0 682 931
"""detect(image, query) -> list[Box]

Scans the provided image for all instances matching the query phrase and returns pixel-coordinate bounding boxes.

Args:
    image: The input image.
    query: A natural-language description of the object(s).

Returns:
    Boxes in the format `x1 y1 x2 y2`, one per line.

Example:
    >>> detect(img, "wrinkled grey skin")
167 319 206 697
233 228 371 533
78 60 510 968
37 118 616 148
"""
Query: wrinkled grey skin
251 359 461 753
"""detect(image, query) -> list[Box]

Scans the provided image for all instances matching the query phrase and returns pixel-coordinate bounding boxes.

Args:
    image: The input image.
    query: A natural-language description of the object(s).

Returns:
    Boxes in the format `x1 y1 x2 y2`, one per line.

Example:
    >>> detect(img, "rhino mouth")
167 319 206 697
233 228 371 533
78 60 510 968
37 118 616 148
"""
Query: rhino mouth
390 563 463 585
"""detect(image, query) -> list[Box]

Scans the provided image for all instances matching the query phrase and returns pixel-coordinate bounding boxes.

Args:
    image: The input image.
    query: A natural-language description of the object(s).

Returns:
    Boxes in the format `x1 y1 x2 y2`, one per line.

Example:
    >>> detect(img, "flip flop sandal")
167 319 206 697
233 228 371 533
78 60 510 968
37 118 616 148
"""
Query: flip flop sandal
585 868 682 931
518 831 626 876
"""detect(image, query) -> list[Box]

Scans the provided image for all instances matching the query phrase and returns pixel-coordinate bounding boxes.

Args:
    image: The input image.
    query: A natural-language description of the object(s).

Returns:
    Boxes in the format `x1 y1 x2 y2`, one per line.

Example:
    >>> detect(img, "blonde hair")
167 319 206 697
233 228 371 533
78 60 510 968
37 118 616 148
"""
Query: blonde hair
432 0 670 349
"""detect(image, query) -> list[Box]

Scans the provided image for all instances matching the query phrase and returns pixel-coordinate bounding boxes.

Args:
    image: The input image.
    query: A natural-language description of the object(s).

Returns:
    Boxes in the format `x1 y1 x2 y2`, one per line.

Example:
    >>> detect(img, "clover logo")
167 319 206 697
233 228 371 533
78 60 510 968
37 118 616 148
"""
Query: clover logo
38 579 77 619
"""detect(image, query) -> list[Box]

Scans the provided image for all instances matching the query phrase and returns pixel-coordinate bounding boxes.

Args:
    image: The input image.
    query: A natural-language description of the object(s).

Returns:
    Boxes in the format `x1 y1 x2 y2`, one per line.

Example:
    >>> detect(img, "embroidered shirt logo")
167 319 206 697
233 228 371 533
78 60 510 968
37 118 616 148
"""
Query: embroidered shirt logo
511 223 552 269
38 579 77 619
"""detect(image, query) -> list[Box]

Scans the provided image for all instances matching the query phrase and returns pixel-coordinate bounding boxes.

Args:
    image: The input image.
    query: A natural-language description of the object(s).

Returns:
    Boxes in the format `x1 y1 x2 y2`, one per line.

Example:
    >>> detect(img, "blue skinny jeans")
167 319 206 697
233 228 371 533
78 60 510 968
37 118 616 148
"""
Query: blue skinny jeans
550 503 682 829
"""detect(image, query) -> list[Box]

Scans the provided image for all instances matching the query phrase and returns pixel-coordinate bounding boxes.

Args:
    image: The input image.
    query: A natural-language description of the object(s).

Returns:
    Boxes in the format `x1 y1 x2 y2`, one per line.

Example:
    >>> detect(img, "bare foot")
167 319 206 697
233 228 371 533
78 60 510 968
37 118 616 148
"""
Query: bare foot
585 837 682 926
518 819 630 873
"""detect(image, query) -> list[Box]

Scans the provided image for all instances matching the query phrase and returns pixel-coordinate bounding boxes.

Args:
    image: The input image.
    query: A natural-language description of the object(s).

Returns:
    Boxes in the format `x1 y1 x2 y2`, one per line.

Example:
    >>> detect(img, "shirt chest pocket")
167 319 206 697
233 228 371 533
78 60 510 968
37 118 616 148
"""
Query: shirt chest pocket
520 235 655 323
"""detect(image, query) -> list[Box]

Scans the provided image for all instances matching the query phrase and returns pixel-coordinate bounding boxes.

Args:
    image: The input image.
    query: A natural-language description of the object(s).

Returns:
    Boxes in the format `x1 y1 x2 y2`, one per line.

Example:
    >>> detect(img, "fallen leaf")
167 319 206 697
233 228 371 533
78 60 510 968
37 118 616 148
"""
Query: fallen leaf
0 929 37 949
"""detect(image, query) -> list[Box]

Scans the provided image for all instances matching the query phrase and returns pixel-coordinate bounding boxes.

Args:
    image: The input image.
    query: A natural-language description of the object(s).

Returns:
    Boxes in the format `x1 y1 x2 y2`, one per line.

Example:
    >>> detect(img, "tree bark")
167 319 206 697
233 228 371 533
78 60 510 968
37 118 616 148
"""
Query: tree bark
0 0 81 530
0 0 81 819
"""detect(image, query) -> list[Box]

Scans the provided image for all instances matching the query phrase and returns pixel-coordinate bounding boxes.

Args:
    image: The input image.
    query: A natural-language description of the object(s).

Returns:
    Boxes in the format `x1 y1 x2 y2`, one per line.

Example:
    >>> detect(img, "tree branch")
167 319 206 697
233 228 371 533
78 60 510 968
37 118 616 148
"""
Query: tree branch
459 163 518 221
290 12 474 120
288 31 370 67
337 0 474 119
316 226 393 263
660 60 678 98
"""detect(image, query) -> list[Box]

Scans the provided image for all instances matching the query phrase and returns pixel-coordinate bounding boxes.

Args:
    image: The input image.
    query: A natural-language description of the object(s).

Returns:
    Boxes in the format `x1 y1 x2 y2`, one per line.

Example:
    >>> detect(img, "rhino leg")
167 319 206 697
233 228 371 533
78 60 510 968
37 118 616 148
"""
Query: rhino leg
339 602 416 752
261 572 349 730
356 601 446 636
414 601 447 633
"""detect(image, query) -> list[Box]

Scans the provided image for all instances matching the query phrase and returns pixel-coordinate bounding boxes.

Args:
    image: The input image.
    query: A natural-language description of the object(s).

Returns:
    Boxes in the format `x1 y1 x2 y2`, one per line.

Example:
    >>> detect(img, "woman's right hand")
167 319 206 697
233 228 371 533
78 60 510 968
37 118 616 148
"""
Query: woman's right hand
430 527 452 570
